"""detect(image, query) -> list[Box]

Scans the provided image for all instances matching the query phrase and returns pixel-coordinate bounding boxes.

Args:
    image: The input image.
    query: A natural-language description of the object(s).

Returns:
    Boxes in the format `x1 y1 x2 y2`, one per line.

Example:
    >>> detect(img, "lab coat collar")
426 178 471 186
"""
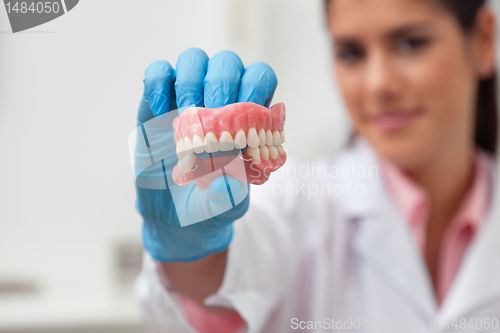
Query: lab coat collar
336 137 437 318
351 190 438 318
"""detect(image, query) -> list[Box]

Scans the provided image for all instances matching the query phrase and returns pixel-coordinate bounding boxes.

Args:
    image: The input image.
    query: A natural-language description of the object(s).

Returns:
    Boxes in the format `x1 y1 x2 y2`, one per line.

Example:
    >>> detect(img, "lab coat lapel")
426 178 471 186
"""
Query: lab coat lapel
351 182 437 318
437 154 500 321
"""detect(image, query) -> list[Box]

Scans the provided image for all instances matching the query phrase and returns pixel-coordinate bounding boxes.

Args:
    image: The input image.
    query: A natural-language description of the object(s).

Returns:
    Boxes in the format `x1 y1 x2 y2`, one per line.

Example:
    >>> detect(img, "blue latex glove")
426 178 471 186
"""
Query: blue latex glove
135 48 278 262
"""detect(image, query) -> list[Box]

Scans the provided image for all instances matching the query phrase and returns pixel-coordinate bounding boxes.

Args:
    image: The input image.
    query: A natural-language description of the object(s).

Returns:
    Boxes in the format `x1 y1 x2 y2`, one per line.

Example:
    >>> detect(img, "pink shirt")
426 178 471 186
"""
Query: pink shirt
180 148 491 332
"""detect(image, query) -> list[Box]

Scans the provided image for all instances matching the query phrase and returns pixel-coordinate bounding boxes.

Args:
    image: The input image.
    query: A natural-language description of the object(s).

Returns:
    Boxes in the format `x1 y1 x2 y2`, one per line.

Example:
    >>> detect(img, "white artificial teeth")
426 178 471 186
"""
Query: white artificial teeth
269 145 278 159
177 155 185 170
280 130 285 144
176 139 186 159
184 136 194 155
246 147 260 161
247 128 259 148
182 154 198 172
219 131 234 151
177 147 185 160
204 132 219 153
193 135 204 154
258 128 266 147
234 130 247 149
265 130 273 147
277 144 284 154
259 146 269 160
273 131 281 146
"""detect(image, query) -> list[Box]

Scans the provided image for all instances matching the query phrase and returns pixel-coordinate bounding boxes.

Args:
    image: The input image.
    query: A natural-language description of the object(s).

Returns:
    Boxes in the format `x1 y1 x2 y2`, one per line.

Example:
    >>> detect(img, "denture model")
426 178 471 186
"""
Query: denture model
172 102 286 190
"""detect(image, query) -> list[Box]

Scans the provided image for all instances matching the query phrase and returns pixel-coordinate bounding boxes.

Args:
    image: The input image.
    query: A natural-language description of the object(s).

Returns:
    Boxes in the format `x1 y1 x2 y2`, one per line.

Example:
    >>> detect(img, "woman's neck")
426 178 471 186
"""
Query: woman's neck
406 140 476 290
407 143 475 223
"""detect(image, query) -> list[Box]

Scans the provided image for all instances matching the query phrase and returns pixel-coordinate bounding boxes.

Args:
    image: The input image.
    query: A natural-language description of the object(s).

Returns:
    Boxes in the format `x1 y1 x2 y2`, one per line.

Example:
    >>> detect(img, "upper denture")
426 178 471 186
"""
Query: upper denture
172 102 287 189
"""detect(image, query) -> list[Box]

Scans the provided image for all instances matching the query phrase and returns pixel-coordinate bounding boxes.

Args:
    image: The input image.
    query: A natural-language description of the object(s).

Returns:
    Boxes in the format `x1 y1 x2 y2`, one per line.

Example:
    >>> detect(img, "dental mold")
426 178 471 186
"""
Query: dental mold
172 102 287 190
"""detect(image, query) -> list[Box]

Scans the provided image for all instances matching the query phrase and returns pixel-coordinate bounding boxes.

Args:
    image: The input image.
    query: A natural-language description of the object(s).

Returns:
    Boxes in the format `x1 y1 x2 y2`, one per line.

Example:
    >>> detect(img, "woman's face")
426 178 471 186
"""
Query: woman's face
327 0 493 170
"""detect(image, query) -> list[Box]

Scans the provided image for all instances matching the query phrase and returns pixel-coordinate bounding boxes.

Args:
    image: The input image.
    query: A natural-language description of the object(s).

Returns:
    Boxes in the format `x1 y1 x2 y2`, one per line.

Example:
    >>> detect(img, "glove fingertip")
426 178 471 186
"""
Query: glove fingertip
204 51 244 108
238 62 278 106
145 60 175 83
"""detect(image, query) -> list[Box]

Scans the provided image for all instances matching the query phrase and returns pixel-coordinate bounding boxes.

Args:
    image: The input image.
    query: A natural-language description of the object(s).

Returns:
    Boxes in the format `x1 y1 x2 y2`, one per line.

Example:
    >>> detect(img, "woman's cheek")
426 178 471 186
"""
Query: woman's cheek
418 61 473 146
338 73 366 130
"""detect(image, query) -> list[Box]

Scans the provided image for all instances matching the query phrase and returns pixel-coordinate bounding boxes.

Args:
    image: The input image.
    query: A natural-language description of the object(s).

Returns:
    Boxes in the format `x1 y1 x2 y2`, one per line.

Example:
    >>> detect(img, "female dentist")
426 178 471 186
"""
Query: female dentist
133 0 500 332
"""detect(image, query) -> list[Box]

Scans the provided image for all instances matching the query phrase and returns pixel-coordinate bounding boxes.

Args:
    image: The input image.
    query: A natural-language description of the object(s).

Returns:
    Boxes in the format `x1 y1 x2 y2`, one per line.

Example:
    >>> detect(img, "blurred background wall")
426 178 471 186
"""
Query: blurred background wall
0 0 499 332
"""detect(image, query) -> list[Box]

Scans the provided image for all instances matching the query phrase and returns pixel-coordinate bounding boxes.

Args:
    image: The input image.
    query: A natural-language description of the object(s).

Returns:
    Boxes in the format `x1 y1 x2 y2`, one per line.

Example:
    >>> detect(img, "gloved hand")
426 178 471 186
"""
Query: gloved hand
134 48 278 262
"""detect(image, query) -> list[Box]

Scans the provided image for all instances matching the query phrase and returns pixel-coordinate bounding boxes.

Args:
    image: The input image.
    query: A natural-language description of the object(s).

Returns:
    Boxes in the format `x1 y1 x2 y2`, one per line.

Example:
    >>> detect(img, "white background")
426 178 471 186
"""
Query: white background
0 1 499 332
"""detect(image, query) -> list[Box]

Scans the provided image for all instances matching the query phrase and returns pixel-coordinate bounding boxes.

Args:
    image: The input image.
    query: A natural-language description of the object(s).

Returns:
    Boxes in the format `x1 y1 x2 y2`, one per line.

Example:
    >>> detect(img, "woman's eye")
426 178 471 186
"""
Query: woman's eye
398 37 429 53
336 48 364 64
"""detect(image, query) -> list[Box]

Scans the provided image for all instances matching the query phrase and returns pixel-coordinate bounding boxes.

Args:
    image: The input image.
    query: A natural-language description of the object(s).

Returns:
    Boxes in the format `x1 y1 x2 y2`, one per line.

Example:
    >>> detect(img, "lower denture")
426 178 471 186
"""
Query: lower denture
172 102 287 190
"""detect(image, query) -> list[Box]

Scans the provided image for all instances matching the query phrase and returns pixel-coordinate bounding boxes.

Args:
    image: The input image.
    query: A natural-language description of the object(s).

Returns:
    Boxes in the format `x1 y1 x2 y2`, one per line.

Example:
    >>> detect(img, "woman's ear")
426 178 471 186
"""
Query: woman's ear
472 6 496 79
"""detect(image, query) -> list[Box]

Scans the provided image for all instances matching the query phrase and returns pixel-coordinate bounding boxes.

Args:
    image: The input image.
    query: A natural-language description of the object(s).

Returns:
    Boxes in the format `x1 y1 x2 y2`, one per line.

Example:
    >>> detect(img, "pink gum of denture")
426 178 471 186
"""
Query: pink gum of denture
172 102 287 190
173 102 285 143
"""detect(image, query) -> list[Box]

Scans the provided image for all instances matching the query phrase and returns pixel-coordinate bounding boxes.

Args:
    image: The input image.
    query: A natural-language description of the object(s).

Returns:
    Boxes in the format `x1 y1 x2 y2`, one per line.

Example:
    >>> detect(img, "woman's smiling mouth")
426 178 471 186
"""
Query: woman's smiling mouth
368 107 423 132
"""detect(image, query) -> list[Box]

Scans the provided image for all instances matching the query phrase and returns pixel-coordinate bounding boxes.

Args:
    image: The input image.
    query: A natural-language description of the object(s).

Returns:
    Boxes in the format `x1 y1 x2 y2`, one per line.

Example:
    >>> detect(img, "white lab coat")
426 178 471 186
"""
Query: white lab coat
134 137 500 333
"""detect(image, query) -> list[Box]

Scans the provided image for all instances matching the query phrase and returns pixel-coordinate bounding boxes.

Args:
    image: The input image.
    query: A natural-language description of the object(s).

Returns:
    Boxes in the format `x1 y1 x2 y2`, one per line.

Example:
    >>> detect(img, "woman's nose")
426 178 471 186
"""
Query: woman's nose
364 51 401 104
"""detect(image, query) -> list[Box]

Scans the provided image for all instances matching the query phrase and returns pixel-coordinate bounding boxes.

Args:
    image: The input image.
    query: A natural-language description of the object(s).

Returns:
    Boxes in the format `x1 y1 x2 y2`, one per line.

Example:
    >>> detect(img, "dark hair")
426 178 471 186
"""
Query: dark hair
325 0 498 155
